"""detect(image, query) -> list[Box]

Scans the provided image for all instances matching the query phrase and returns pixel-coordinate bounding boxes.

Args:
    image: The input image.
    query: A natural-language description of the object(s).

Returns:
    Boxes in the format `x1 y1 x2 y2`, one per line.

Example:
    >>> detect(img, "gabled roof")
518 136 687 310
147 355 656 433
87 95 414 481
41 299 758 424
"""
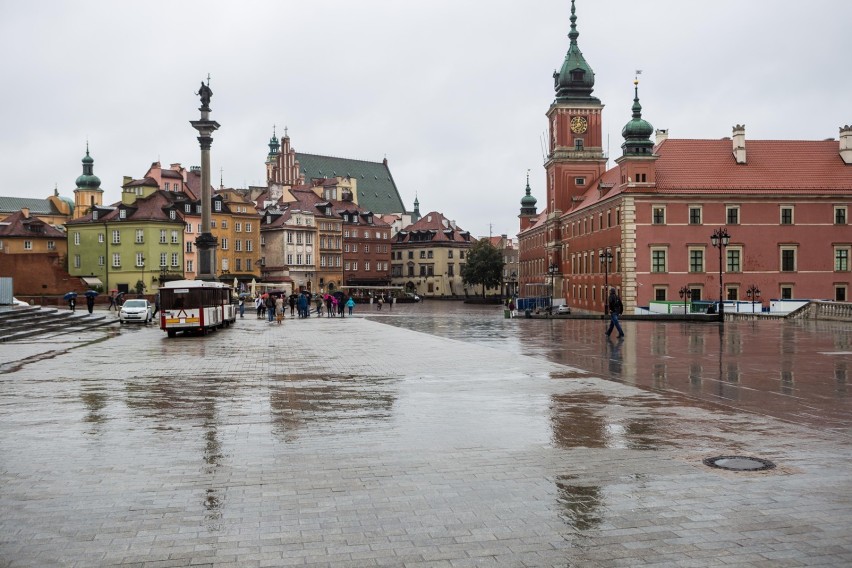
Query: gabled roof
66 192 184 225
654 139 852 191
397 211 472 244
295 153 405 214
0 196 61 216
0 210 66 237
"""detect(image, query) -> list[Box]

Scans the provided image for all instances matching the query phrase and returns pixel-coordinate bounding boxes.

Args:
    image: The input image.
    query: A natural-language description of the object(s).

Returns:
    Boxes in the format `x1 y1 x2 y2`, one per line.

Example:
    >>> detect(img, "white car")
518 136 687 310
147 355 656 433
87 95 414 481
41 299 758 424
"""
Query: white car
119 299 152 324
556 304 572 315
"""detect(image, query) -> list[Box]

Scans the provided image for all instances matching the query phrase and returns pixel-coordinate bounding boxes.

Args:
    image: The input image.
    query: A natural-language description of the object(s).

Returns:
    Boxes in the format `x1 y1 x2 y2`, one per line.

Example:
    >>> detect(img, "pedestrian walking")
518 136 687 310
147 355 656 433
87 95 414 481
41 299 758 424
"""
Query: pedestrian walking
266 295 276 322
346 296 355 316
605 288 625 338
326 295 335 317
275 295 284 324
152 293 160 317
315 295 323 317
86 294 95 314
68 297 76 312
238 296 245 318
376 295 383 311
108 294 116 311
255 296 264 319
288 294 296 318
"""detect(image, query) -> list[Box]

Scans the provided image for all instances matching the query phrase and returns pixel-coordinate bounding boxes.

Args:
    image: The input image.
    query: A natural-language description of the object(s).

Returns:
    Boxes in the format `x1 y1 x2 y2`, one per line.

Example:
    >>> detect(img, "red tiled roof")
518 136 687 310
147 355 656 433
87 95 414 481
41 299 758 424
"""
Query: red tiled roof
655 139 852 191
399 211 471 243
0 210 65 237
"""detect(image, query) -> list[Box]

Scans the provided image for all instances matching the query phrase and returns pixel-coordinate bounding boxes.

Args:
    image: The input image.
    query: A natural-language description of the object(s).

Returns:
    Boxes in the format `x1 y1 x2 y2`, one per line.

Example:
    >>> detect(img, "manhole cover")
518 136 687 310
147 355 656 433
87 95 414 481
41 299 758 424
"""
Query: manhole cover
703 456 775 471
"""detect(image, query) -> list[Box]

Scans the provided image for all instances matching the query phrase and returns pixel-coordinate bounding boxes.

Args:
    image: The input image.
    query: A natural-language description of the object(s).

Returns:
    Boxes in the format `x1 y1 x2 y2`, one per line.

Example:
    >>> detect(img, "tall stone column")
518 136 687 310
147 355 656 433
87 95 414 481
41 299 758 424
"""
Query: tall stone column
190 78 220 281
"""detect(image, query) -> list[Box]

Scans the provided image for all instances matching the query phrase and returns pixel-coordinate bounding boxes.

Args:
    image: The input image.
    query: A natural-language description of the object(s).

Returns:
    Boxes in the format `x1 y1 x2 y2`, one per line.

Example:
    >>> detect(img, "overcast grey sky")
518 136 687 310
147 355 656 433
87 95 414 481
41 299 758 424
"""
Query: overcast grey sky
1 0 849 238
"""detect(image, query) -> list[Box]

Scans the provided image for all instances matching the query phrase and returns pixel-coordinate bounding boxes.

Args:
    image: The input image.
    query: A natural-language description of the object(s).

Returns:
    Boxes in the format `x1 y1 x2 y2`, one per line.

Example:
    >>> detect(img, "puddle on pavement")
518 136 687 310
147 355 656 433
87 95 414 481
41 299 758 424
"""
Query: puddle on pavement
550 392 678 450
555 475 603 531
268 373 398 439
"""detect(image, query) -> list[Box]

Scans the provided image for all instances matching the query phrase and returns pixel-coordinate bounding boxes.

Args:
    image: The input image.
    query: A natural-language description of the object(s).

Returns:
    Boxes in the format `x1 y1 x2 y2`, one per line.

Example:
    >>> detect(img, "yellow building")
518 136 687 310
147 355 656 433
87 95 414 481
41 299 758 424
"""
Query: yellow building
212 190 261 286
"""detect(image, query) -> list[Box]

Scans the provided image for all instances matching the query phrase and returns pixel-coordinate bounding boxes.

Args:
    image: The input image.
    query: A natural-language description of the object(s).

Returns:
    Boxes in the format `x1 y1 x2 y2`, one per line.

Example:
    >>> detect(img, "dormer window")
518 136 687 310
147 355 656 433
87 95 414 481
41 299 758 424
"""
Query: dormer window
184 204 191 213
214 201 222 212
119 209 126 219
92 210 98 220
169 210 176 220
571 70 584 82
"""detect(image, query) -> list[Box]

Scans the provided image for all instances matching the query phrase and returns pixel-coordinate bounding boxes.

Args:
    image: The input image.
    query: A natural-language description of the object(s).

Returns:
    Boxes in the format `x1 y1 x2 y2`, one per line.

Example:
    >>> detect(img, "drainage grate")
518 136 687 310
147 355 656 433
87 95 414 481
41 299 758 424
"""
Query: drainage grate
704 455 776 471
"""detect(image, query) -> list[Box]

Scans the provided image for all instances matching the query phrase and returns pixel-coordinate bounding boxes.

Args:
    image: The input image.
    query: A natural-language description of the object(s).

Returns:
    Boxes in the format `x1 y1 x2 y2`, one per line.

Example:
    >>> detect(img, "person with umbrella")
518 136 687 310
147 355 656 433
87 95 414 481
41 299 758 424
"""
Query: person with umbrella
64 291 77 312
84 290 98 314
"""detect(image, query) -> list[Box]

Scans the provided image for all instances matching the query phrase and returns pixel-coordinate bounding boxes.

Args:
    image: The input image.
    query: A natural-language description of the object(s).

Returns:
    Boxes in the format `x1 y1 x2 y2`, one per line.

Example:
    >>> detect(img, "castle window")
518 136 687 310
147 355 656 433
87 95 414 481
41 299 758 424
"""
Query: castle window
689 207 702 225
652 206 666 225
575 139 584 151
835 206 847 225
726 206 740 225
575 177 585 186
780 206 794 225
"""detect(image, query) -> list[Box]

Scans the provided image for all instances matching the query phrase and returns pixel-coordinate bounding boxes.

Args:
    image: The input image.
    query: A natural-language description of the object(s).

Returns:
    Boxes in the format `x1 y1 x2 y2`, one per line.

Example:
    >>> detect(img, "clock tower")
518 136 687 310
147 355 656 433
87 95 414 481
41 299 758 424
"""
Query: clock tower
545 0 607 216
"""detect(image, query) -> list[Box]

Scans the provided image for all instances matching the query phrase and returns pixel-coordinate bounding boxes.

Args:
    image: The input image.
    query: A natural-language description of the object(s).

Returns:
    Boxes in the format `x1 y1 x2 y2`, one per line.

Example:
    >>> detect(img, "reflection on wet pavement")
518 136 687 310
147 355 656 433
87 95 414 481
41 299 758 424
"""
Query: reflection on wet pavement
376 302 852 434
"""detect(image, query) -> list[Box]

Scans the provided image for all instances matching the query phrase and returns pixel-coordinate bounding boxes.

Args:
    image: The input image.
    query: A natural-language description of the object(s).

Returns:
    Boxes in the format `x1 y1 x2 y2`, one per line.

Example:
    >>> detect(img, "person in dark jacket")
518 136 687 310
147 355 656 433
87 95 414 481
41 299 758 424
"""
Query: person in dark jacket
605 288 624 338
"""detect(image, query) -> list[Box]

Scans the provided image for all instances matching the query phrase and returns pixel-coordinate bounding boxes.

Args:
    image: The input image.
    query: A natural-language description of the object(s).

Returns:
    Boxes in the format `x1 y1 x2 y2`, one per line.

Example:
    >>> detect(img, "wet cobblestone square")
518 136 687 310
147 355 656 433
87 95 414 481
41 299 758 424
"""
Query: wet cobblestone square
1 305 851 567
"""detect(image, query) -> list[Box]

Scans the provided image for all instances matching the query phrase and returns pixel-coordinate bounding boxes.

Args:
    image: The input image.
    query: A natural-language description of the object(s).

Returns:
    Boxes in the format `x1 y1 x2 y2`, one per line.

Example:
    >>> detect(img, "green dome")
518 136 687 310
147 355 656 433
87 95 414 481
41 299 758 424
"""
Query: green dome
75 147 102 190
553 0 599 104
621 82 655 155
520 174 537 212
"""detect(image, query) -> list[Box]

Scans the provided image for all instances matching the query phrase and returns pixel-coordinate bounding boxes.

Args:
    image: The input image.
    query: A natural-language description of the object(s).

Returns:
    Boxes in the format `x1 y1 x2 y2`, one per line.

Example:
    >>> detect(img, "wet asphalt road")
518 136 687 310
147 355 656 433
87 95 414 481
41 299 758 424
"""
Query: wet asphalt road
0 302 850 567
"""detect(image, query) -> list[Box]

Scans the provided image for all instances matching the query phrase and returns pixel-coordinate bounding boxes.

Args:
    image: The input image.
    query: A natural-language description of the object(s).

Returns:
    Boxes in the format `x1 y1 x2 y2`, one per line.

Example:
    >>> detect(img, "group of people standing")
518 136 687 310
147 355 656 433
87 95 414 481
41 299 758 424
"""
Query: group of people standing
253 291 357 324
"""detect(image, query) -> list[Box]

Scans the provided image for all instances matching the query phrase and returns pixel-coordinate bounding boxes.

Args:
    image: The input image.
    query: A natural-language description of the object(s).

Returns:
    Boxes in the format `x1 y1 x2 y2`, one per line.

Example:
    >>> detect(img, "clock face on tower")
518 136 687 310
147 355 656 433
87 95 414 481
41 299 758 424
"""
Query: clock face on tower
570 116 588 134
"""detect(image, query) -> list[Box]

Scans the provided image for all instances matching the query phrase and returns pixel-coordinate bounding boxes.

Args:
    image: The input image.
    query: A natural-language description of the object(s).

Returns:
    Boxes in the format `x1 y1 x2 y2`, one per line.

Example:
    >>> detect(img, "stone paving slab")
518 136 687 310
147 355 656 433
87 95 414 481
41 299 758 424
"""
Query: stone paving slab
0 315 851 567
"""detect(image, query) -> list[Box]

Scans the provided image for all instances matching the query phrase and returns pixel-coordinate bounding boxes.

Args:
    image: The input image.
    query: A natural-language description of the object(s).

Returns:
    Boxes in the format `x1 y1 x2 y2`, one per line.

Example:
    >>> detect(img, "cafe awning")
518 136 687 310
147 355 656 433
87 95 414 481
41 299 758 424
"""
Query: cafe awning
81 277 103 287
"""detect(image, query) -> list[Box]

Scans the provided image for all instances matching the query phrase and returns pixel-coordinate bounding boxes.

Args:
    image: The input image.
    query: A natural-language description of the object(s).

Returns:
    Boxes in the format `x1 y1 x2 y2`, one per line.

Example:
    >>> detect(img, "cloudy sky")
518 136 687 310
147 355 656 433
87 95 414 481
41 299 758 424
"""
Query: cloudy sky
1 0 849 238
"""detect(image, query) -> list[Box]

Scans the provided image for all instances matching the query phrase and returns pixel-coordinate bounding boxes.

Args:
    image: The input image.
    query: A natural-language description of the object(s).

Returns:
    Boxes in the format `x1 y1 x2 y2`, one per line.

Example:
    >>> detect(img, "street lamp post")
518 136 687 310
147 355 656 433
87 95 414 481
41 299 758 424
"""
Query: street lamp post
678 285 692 315
510 271 517 299
710 228 731 321
599 249 613 314
746 284 761 314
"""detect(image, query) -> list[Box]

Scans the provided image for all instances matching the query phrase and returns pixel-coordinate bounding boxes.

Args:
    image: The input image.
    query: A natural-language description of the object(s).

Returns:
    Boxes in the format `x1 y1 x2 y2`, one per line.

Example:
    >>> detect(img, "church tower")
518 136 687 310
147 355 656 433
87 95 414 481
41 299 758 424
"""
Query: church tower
544 0 608 216
265 126 303 186
615 79 658 186
518 171 537 231
73 144 103 219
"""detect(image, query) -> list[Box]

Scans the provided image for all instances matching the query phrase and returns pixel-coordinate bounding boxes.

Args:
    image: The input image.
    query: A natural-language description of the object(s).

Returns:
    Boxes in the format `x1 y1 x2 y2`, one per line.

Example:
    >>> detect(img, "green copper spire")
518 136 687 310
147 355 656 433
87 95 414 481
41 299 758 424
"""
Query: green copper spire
75 144 102 190
267 125 280 159
553 0 599 104
412 195 421 222
621 79 655 155
520 170 537 215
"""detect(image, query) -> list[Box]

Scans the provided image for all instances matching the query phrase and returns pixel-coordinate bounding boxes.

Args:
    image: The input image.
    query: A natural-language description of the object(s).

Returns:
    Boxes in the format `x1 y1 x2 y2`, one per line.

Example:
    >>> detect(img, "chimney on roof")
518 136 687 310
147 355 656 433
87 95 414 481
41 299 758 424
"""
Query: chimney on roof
21 207 30 219
123 176 133 186
655 129 669 145
840 125 852 165
732 124 747 164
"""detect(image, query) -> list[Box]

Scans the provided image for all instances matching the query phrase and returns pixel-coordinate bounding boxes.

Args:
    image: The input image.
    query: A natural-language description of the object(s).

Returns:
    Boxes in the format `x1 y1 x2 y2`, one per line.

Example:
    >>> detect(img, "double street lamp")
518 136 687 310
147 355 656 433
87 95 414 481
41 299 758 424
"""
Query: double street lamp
599 249 613 314
678 285 692 315
710 228 731 320
746 284 761 313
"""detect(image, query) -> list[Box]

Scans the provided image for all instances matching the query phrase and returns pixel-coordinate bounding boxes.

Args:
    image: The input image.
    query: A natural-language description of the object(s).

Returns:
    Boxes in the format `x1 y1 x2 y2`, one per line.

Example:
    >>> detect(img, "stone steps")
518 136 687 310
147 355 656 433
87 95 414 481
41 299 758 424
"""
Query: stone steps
0 306 118 342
